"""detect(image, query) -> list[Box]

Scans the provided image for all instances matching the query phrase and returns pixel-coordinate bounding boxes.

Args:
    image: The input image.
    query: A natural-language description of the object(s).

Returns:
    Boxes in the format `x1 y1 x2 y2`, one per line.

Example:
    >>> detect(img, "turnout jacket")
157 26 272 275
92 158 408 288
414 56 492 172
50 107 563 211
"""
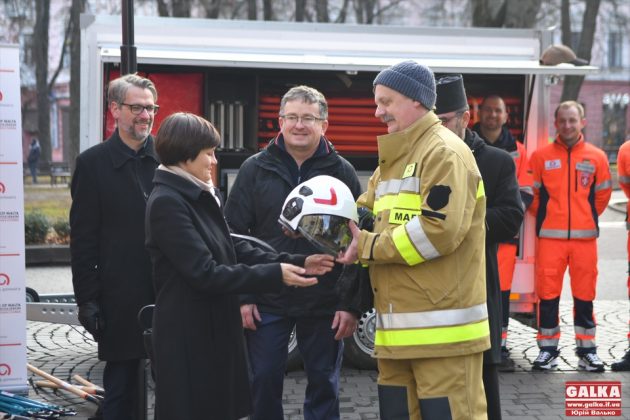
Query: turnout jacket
529 134 612 239
357 112 490 360
224 135 361 317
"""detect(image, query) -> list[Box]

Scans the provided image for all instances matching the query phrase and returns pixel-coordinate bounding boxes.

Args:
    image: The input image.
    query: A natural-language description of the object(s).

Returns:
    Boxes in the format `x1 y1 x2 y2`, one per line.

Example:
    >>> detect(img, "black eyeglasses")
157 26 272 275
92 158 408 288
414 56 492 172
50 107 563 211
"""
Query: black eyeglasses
120 103 160 115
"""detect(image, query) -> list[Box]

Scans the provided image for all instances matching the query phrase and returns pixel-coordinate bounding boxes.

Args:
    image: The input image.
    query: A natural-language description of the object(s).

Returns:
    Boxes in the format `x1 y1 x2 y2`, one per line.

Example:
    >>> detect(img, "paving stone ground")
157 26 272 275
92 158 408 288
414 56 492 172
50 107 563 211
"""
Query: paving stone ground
22 300 630 419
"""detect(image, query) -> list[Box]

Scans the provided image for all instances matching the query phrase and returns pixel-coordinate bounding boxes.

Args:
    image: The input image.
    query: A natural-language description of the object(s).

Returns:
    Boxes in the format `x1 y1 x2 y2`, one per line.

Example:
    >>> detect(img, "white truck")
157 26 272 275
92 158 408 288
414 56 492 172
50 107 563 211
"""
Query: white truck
73 14 596 369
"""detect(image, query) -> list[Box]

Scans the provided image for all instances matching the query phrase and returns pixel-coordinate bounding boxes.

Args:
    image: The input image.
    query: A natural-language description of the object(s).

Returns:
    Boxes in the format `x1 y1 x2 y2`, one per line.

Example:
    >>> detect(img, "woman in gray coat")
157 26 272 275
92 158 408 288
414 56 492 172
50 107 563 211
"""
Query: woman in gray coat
145 113 333 419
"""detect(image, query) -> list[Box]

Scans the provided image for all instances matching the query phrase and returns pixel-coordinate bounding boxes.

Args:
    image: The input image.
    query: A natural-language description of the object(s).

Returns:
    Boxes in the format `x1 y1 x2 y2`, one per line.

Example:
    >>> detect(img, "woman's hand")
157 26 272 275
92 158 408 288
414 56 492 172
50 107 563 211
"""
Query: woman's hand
304 254 335 275
280 263 318 287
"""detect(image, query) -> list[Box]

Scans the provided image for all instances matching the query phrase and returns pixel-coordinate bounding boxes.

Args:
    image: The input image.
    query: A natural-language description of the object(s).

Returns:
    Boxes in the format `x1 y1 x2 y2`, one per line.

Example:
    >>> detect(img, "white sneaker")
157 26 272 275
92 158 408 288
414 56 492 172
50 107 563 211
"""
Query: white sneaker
578 353 605 372
532 350 559 371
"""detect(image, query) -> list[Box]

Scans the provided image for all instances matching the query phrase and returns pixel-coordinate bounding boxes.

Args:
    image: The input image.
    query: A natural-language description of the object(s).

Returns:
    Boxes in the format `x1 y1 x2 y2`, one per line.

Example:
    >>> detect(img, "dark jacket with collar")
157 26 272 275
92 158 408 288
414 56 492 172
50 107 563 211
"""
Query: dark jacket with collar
224 135 362 317
146 169 304 419
70 129 159 361
464 128 523 364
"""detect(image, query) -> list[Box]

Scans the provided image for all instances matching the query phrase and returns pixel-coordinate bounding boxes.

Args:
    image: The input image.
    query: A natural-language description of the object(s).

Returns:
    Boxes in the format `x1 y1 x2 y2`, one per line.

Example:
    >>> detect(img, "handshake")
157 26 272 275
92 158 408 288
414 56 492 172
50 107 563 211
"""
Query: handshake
78 301 105 341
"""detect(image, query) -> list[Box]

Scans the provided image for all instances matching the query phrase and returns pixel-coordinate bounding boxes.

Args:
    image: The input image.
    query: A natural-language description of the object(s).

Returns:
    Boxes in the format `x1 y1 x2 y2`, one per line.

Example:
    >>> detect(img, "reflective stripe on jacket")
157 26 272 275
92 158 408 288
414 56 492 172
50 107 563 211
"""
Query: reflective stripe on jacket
357 112 490 359
529 134 612 239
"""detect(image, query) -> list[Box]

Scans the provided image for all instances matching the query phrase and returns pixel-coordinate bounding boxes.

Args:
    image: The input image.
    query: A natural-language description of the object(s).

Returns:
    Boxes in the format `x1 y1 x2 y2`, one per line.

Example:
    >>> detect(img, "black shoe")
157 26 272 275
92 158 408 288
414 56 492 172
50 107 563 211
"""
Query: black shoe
611 350 630 372
498 347 515 372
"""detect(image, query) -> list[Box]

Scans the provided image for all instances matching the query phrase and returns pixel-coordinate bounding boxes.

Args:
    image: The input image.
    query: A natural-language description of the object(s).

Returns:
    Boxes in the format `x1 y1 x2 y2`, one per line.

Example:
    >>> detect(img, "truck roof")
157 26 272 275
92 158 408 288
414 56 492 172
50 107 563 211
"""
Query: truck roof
82 14 597 76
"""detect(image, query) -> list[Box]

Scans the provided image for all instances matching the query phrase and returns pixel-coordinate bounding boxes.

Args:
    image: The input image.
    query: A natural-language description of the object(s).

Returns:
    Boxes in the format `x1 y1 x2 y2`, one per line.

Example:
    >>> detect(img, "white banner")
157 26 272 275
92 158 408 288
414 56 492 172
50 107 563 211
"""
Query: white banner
0 43 27 393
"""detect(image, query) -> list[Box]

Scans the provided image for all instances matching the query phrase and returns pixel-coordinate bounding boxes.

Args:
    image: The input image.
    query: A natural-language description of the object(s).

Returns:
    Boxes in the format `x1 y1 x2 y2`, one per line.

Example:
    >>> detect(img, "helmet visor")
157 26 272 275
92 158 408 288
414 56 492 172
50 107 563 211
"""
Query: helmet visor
297 214 352 256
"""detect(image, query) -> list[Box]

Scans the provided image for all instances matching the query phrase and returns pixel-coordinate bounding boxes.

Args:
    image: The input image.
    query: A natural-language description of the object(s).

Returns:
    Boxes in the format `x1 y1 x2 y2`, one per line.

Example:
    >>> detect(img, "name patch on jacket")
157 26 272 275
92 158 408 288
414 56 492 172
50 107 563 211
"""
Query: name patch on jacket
545 159 561 170
389 208 421 225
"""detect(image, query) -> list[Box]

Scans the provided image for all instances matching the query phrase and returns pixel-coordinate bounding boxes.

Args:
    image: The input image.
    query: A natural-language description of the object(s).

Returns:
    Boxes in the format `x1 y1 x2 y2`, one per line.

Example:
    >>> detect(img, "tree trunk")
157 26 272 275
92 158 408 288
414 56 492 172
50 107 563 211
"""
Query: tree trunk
335 0 350 23
247 0 257 20
34 0 51 163
201 0 222 18
561 0 601 102
172 0 191 17
263 0 274 20
504 0 542 28
156 0 169 16
68 0 85 169
471 0 506 27
561 0 571 46
296 0 306 21
316 0 330 22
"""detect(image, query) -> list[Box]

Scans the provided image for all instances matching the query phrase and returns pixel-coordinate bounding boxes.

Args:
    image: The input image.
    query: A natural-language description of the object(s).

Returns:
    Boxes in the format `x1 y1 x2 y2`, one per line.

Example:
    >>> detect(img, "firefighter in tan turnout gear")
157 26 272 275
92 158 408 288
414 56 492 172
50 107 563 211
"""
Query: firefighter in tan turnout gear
338 60 490 420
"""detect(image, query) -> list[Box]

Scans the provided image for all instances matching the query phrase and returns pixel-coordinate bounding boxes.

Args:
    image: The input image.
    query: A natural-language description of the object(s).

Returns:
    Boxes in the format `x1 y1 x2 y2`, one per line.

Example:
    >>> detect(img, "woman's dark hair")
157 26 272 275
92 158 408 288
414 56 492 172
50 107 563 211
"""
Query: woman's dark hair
155 113 221 165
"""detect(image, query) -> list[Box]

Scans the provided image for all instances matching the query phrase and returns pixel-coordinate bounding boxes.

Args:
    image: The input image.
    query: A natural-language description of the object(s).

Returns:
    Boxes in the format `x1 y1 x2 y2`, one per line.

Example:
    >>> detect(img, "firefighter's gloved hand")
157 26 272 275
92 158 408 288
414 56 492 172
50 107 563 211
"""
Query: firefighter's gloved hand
358 207 375 232
78 301 104 341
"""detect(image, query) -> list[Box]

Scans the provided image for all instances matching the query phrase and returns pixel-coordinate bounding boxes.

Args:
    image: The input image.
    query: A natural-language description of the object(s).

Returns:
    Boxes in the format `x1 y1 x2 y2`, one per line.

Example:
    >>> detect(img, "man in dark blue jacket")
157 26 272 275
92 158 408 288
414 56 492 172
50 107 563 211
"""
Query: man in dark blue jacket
436 75 523 420
224 85 361 420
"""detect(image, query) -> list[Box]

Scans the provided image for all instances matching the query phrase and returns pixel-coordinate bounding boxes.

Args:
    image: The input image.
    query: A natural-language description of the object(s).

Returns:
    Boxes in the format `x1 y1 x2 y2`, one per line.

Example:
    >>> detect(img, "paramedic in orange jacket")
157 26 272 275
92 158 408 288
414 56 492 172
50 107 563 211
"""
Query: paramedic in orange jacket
612 138 630 371
529 101 612 372
473 95 534 372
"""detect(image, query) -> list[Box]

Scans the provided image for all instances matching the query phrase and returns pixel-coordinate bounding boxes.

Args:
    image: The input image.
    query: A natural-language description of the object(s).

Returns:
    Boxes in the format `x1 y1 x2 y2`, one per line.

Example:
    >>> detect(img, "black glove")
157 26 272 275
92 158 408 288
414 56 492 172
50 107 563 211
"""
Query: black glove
358 207 374 232
78 301 104 341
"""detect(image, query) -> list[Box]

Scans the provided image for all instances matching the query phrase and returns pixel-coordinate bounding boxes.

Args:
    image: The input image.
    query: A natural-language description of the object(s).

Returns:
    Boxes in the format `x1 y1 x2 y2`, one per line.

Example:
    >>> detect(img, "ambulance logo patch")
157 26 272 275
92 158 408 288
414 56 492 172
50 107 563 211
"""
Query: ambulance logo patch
545 159 561 170
580 171 592 187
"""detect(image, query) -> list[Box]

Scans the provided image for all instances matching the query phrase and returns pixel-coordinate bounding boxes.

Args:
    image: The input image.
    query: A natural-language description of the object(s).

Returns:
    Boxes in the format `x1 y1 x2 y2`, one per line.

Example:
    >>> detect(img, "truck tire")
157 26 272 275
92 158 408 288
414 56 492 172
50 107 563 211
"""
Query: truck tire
343 308 377 370
25 287 40 302
286 325 303 371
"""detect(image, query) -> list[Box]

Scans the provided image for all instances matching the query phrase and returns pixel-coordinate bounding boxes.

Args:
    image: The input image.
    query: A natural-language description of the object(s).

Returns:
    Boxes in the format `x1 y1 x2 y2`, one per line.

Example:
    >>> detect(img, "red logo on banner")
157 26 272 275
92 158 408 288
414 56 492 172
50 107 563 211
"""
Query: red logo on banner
0 273 9 286
0 182 5 194
566 382 622 416
0 364 11 376
0 90 3 101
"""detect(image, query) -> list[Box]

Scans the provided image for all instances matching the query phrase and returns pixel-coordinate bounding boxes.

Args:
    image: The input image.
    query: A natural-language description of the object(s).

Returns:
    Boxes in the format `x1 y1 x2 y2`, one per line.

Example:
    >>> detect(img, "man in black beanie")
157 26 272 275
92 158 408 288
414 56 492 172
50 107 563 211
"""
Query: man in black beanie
339 61 490 419
436 74 523 420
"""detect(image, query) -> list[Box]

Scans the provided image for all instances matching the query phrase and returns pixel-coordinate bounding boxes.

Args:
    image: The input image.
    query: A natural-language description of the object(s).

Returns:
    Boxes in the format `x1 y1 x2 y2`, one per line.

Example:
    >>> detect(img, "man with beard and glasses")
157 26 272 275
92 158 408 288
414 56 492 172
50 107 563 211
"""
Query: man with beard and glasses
70 74 160 420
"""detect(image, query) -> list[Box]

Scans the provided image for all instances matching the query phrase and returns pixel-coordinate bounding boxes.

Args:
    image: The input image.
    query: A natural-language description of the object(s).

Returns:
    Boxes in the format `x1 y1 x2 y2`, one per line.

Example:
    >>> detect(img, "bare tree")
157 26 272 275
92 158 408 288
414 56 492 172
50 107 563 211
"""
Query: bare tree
353 0 406 24
33 0 51 162
156 0 170 16
316 0 330 21
172 0 192 16
561 0 601 101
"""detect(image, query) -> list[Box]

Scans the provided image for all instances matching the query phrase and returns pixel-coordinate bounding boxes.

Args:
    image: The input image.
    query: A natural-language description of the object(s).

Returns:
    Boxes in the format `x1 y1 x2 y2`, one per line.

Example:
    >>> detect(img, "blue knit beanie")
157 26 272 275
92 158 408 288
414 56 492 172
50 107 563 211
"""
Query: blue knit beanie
373 60 436 110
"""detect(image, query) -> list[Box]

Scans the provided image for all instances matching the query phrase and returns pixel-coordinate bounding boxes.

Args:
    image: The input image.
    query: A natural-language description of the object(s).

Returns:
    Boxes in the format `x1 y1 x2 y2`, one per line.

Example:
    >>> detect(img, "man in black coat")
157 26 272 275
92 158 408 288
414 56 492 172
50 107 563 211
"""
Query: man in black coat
70 74 160 420
436 75 523 420
224 85 361 420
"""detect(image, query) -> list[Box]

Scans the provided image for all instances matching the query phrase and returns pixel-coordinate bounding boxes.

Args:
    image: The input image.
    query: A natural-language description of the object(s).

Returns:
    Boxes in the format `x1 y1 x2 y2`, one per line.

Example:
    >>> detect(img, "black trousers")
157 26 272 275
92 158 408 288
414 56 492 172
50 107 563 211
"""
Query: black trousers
103 359 141 420
483 363 502 420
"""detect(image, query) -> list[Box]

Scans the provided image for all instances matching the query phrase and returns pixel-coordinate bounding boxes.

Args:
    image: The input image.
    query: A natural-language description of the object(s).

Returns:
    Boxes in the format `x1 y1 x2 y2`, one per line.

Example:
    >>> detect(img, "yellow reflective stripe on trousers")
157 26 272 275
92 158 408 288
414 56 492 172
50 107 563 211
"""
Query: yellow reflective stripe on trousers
392 222 425 265
375 319 490 346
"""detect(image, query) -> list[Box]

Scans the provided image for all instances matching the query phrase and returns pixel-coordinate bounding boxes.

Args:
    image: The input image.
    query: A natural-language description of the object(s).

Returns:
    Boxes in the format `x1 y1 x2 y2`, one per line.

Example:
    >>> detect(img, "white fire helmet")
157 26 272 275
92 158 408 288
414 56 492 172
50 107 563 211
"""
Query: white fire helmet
279 175 358 255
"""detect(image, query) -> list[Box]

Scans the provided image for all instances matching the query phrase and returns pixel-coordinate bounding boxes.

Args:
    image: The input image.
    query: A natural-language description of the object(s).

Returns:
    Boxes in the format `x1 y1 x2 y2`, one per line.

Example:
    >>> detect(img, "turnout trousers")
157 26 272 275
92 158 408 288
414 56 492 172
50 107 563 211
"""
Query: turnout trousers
535 238 598 354
377 353 487 420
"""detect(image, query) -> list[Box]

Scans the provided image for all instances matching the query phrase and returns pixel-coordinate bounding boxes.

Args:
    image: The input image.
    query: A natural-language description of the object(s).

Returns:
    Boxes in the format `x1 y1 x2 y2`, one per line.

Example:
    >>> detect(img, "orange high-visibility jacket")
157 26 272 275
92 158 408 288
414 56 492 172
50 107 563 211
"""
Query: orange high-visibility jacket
617 140 630 229
529 134 612 239
512 141 534 204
